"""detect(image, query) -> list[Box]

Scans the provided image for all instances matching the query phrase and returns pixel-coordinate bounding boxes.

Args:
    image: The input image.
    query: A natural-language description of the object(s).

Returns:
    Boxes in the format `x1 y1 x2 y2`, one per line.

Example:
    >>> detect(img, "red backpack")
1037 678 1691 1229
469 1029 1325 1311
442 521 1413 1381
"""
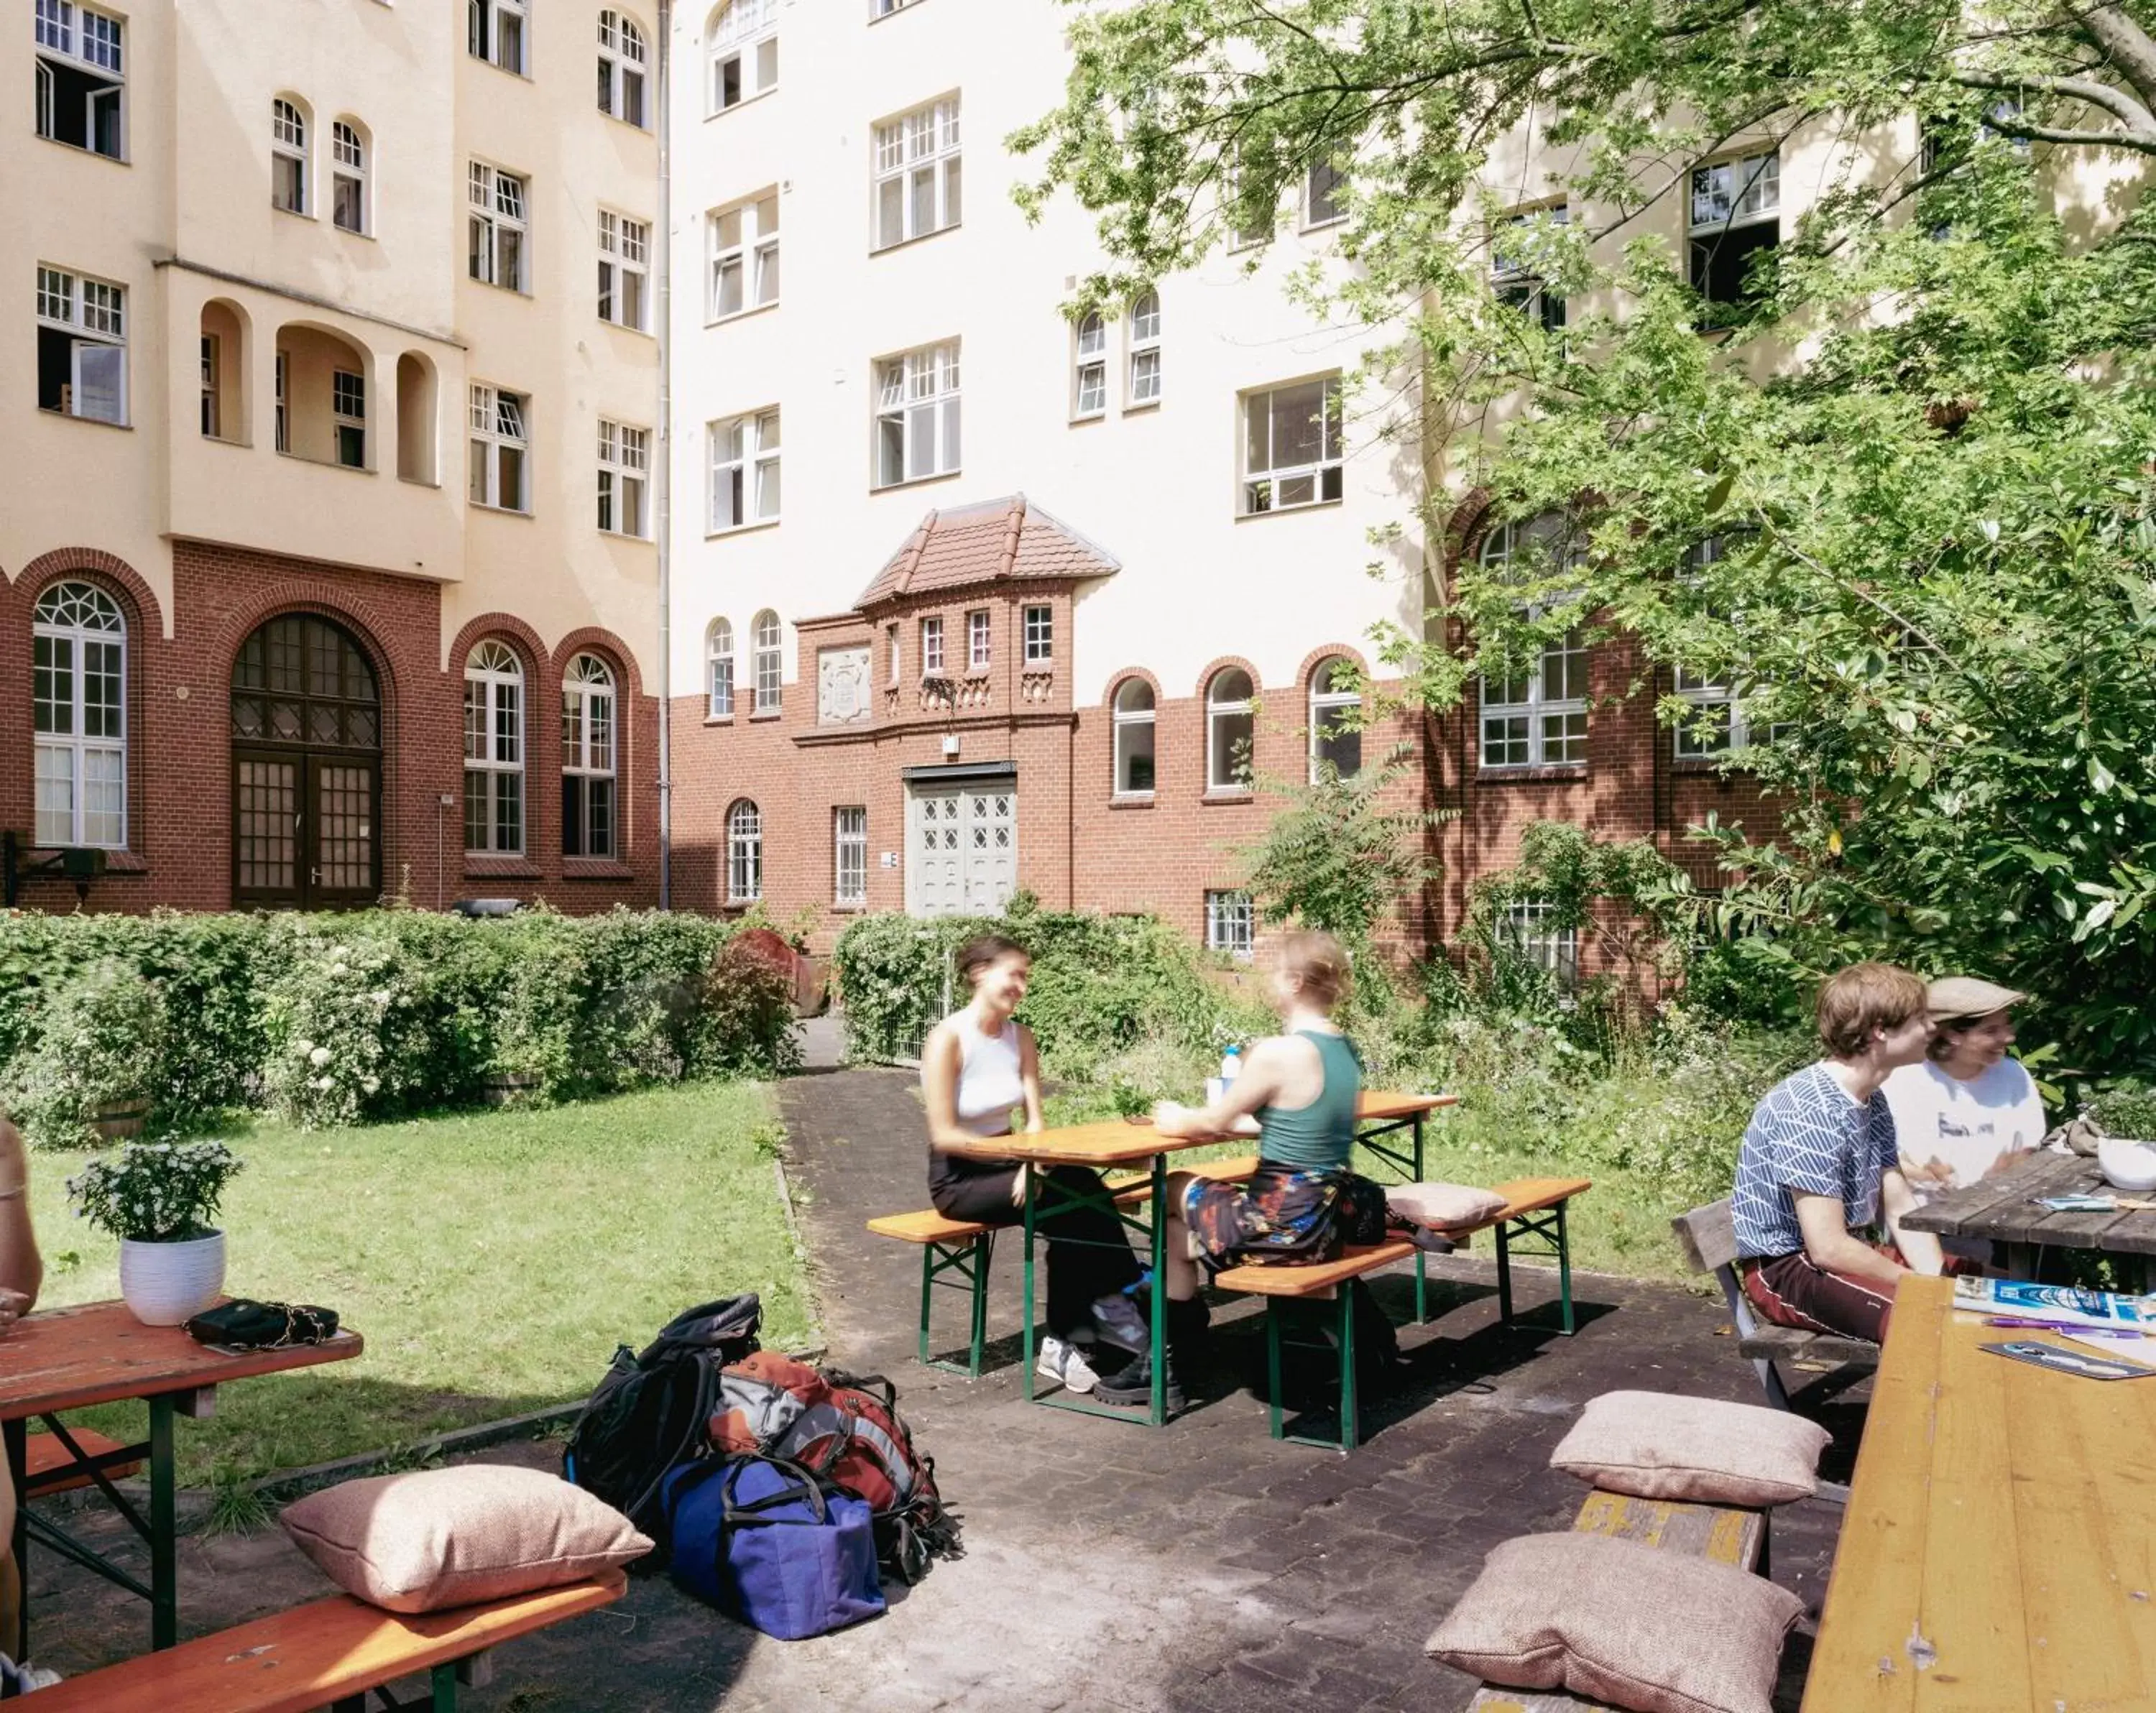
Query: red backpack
710 1353 960 1583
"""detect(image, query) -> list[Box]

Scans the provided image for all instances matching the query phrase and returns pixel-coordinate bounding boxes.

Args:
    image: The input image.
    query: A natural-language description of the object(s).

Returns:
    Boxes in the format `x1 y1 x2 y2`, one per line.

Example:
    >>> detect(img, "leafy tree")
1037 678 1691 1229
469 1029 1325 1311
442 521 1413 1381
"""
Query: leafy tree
1018 2 2156 1063
1240 747 1442 959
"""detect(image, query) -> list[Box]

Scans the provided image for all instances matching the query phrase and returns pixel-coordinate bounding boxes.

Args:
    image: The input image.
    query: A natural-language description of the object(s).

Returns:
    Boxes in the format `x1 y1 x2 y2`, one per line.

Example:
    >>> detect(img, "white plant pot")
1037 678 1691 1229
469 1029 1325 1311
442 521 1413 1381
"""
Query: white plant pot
118 1230 227 1326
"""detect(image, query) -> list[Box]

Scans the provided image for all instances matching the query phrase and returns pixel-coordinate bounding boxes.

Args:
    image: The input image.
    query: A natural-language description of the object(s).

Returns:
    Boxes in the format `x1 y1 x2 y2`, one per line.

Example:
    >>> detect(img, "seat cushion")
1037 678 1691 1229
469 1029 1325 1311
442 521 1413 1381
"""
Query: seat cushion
281 1464 653 1615
1426 1533 1802 1713
1549 1390 1829 1506
1385 1181 1508 1232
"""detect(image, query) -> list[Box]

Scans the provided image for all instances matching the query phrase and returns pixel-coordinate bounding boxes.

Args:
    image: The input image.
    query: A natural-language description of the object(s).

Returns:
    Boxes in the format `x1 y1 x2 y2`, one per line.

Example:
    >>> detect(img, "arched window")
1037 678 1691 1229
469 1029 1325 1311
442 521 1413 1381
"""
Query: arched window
751 609 781 714
1308 656 1363 781
1072 310 1106 419
1205 668 1254 792
331 119 367 234
709 0 776 114
561 654 617 859
727 799 762 902
1477 512 1588 768
32 581 125 848
597 10 648 126
1111 678 1155 795
463 640 524 854
271 98 308 215
707 618 735 717
1128 291 1161 404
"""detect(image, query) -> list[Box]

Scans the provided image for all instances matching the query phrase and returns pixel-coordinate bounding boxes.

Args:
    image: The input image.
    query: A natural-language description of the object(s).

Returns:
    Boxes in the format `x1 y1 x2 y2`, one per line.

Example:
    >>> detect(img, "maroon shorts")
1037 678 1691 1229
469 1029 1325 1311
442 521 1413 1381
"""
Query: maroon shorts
1741 1250 1900 1345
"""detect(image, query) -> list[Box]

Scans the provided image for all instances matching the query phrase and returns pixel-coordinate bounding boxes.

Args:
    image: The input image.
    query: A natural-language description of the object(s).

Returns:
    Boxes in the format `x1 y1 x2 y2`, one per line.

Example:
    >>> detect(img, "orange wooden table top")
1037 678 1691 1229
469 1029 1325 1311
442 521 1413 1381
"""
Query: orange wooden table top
936 1089 1455 1168
0 1299 364 1419
1802 1273 2156 1710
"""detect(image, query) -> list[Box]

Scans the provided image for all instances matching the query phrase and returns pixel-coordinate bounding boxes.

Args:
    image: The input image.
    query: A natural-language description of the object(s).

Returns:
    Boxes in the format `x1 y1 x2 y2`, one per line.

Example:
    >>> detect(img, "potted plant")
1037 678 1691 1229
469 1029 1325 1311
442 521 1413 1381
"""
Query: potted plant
66 1140 245 1326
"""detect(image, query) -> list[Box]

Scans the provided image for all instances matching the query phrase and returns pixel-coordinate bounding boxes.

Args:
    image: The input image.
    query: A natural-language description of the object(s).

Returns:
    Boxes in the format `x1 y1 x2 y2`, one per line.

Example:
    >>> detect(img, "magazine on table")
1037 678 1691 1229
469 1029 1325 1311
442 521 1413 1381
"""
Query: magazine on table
1953 1277 2154 1329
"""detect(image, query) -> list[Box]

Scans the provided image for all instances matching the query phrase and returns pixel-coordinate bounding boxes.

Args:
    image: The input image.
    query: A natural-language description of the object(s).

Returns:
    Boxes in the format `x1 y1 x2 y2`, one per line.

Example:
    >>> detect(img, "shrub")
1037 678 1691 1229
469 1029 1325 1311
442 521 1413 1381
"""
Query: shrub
5 961 170 1150
67 1139 244 1242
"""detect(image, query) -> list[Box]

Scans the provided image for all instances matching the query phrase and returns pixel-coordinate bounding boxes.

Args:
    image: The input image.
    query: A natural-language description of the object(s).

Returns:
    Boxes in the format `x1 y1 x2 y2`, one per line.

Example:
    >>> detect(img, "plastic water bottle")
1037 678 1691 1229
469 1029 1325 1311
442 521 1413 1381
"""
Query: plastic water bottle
1220 1044 1243 1087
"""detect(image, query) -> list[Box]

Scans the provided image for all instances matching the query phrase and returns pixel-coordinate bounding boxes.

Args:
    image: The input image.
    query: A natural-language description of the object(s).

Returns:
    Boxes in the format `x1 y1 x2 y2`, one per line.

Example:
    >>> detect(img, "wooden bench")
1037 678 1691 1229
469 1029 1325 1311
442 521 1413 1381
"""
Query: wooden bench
1465 1488 1770 1711
1215 1177 1593 1451
1671 1198 1879 1411
22 1426 141 1496
29 1571 626 1712
867 1155 1261 1377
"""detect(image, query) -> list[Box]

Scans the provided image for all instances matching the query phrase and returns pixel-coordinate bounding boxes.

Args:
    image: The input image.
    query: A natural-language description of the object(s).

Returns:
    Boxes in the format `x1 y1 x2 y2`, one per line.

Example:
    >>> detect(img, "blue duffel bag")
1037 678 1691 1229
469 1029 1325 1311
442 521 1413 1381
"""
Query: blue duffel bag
661 1453 885 1640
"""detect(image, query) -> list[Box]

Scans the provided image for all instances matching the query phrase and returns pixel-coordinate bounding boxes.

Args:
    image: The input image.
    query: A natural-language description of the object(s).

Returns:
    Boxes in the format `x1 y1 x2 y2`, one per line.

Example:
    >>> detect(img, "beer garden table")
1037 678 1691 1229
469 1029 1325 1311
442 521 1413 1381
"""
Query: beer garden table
1897 1148 2156 1289
0 1298 363 1656
1801 1273 2156 1710
936 1091 1454 1426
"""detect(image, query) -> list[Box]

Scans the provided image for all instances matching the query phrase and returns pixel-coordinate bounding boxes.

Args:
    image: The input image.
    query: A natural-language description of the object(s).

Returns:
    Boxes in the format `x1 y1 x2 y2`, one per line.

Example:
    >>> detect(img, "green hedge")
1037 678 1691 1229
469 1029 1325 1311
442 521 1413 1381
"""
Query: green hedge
831 905 1268 1076
0 907 798 1146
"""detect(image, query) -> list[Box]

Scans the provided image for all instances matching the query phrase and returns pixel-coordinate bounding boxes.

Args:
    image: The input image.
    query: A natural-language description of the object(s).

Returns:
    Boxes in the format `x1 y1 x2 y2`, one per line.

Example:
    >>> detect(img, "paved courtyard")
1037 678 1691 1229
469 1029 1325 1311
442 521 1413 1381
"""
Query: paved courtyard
28 1062 1857 1709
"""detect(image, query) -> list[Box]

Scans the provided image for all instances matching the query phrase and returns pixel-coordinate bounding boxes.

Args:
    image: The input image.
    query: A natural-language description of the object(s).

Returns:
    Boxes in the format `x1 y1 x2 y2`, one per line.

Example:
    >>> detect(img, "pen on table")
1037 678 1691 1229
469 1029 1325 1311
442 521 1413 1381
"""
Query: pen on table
1983 1316 2146 1339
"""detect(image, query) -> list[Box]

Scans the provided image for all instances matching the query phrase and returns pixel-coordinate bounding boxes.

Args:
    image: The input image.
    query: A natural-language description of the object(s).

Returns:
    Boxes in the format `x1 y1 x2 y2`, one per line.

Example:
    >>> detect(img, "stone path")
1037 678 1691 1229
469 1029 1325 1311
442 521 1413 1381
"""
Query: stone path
26 1064 1857 1709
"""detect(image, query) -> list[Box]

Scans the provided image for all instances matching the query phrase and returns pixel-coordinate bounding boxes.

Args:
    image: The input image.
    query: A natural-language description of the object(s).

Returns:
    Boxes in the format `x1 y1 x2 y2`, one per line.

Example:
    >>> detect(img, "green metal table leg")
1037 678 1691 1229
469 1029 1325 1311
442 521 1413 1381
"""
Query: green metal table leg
1557 1201 1575 1334
1337 1287 1360 1452
1021 1171 1040 1400
1265 1303 1284 1441
149 1394 176 1650
1412 1112 1428 1324
1148 1152 1168 1426
917 1243 934 1368
969 1233 993 1373
430 1661 461 1710
5 1417 27 1661
1496 1221 1514 1326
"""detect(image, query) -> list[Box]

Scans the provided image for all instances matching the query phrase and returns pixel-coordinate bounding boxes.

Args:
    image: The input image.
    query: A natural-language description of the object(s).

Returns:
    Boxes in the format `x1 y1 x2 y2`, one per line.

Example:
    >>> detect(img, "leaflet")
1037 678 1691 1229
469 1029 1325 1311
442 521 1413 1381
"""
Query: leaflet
1953 1277 2153 1329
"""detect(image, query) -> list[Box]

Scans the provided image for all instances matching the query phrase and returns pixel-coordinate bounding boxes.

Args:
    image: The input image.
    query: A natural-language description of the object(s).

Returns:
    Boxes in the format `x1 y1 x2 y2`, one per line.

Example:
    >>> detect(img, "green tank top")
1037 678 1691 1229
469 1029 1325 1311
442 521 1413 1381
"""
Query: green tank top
1256 1030 1363 1171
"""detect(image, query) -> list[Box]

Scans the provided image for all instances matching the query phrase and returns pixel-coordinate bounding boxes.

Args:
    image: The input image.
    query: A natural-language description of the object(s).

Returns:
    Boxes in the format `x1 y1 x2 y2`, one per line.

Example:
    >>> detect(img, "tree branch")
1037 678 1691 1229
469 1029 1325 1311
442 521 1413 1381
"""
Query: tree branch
1950 66 2156 133
2073 4 2156 111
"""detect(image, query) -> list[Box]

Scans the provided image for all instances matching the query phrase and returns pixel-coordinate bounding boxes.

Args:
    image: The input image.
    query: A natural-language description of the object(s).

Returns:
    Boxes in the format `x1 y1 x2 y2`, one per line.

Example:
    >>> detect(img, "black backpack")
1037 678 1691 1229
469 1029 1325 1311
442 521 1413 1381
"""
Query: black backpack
563 1294 763 1549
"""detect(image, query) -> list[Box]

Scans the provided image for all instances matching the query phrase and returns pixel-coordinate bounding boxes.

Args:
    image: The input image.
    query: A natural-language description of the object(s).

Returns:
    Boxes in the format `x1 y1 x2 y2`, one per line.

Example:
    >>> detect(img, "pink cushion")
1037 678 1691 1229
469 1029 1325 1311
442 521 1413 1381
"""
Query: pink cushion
1386 1181 1508 1231
1550 1390 1828 1506
280 1464 652 1614
1425 1533 1802 1713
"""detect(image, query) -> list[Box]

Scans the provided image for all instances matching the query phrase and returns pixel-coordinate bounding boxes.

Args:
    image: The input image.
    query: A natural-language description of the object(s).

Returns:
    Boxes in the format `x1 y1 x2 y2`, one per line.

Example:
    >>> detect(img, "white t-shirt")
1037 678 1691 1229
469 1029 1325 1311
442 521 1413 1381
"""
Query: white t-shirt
1882 1058 2047 1196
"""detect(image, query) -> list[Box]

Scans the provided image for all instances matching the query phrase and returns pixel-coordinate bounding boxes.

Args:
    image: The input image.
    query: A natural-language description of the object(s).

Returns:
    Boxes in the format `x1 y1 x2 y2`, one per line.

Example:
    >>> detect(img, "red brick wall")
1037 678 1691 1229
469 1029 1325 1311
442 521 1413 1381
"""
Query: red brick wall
1 542 658 914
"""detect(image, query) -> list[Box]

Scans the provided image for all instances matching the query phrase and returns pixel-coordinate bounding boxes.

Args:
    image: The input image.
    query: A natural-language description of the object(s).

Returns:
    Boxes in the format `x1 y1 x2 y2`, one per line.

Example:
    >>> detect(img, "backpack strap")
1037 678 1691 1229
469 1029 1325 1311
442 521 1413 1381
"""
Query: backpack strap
721 1454 832 1528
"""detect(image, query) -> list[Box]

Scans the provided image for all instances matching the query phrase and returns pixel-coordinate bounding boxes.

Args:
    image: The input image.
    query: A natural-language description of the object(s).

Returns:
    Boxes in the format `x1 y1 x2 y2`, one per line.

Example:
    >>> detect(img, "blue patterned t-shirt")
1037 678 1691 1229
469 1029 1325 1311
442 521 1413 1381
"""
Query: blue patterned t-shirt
1731 1063 1899 1260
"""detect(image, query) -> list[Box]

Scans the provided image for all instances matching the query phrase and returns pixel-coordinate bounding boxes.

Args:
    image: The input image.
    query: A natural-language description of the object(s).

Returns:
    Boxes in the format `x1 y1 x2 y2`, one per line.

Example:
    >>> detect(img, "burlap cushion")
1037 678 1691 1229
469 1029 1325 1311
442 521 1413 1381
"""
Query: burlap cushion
1549 1390 1828 1505
1425 1533 1802 1713
1386 1181 1508 1232
280 1464 652 1614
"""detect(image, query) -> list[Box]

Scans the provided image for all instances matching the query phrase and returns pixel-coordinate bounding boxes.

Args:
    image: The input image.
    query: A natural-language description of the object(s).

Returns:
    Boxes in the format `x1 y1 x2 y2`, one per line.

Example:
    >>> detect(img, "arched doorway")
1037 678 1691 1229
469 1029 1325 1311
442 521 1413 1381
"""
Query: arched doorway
231 614 383 908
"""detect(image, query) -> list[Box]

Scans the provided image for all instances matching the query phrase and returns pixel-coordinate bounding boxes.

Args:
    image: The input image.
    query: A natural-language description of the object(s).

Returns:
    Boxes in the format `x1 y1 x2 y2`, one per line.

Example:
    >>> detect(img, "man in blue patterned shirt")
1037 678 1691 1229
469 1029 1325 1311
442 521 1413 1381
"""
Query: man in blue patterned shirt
1731 963 1935 1344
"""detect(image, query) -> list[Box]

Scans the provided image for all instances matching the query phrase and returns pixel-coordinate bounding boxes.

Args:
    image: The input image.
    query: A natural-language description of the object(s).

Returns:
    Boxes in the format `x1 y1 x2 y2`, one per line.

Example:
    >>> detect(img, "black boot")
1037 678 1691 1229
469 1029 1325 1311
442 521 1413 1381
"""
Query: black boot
1092 1344 1187 1414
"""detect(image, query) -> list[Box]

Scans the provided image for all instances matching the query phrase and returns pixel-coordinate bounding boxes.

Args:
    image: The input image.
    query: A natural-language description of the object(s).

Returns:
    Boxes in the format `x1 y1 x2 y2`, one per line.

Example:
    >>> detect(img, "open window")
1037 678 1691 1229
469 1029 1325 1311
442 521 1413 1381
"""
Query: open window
34 1 124 160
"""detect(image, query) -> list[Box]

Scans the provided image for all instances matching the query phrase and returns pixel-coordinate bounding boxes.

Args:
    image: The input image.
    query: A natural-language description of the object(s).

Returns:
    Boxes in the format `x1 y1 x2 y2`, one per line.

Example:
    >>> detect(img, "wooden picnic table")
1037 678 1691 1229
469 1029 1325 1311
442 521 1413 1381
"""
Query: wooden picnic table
938 1091 1455 1424
0 1298 362 1655
1802 1273 2156 1710
1897 1148 2156 1287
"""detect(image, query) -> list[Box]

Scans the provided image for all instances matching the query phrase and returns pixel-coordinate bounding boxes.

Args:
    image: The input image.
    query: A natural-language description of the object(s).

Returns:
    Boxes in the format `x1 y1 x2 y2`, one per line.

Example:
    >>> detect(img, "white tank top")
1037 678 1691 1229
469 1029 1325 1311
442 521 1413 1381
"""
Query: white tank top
953 1009 1025 1138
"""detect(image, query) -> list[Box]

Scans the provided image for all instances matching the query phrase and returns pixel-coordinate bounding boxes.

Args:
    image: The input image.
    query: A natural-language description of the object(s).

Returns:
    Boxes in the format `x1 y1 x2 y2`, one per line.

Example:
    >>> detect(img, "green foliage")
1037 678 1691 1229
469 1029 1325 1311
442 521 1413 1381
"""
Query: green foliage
4 960 169 1150
1240 747 1442 955
67 1139 244 1243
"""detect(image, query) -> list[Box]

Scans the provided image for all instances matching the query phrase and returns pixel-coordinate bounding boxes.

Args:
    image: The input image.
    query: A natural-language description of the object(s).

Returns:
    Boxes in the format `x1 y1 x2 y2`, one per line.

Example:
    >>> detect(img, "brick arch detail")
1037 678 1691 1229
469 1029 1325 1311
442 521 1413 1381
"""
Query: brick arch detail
551 627 645 703
216 585 410 701
447 613 550 680
1100 666 1162 711
12 548 167 638
1192 653 1263 702
1294 642 1371 691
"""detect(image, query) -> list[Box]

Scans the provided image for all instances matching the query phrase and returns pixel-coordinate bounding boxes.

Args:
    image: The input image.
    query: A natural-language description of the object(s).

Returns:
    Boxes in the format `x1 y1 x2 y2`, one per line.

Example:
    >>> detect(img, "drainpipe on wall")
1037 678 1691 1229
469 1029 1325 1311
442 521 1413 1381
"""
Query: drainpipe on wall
654 0 674 910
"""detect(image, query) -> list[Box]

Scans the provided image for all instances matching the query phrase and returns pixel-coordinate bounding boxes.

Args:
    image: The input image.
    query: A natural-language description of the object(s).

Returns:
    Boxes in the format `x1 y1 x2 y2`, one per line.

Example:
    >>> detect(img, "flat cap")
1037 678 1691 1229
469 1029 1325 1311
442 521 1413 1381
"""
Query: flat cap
1927 976 2028 1022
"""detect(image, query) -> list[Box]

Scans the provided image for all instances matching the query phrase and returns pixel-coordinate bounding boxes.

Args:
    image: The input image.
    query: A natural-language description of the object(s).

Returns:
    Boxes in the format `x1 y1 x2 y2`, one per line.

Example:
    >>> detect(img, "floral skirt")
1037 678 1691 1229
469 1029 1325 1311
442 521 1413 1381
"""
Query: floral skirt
1179 1163 1390 1273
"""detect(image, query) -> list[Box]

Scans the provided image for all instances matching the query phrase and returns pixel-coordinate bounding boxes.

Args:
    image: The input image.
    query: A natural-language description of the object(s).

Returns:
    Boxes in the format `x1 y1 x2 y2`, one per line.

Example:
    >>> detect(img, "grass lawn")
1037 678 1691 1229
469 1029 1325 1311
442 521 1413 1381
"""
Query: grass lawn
31 1083 813 1487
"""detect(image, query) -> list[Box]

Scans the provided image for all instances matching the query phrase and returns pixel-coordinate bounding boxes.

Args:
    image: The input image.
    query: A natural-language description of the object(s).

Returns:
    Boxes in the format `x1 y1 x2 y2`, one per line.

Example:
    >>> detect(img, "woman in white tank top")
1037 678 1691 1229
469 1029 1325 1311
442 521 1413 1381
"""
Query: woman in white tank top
920 934 1148 1397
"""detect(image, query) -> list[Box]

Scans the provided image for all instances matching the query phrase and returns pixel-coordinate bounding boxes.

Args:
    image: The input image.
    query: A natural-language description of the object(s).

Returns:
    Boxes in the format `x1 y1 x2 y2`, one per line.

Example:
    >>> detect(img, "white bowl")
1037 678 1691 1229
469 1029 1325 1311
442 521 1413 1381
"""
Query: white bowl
2097 1138 2156 1194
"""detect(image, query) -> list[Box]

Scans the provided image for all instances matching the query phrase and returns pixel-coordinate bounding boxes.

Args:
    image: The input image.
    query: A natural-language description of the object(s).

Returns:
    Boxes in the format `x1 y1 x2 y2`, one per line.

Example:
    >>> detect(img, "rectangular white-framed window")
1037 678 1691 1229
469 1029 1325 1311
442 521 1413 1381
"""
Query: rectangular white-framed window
35 1 124 161
1500 900 1580 992
468 383 529 512
707 619 735 718
1302 159 1346 229
470 0 528 74
597 9 648 126
1126 291 1161 406
331 121 368 235
331 368 366 468
707 193 779 320
872 96 961 251
709 408 780 532
919 615 944 675
274 349 289 453
1689 150 1779 306
874 341 960 489
1071 310 1107 420
199 333 221 438
887 624 901 682
596 419 650 537
598 211 650 331
966 609 990 672
1493 203 1567 331
1241 375 1341 515
834 805 867 906
1023 604 1052 665
1206 890 1255 961
1479 629 1588 767
709 0 778 114
34 264 126 425
750 612 783 714
32 580 127 849
467 162 528 292
462 640 525 856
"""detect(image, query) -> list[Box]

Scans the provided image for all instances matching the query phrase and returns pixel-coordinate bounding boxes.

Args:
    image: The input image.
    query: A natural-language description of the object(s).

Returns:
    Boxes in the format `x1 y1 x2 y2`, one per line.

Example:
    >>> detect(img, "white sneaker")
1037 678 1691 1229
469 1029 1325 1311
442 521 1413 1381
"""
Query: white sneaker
1036 1336 1100 1394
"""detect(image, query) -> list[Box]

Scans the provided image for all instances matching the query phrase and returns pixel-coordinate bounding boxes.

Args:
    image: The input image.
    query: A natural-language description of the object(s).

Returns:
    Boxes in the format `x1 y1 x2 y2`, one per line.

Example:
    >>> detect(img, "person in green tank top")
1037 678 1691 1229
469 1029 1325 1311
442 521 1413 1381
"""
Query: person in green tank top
1089 931 1393 1410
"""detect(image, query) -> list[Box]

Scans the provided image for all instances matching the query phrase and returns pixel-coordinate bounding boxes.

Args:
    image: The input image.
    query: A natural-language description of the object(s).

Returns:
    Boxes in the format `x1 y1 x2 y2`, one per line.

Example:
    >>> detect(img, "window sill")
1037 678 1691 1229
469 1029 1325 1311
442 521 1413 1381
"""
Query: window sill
720 898 761 913
469 57 534 81
470 502 534 518
398 474 441 489
464 854 539 879
203 433 254 450
708 517 780 540
1477 764 1588 783
872 468 963 497
1122 398 1162 415
277 451 373 476
831 902 867 915
750 709 783 721
1672 756 1756 776
1299 216 1348 236
708 300 779 331
563 859 635 880
1201 789 1255 805
334 226 377 243
38 408 132 432
599 528 653 545
34 134 129 167
704 714 735 726
706 86 778 122
601 318 656 339
467 278 532 297
1108 793 1155 810
1069 410 1105 428
869 222 962 260
274 205 318 223
1235 497 1343 522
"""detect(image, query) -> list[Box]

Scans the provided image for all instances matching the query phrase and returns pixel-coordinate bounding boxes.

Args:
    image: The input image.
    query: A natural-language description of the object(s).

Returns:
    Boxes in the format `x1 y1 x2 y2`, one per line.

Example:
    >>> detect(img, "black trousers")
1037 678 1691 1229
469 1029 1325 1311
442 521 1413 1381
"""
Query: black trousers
930 1163 1145 1341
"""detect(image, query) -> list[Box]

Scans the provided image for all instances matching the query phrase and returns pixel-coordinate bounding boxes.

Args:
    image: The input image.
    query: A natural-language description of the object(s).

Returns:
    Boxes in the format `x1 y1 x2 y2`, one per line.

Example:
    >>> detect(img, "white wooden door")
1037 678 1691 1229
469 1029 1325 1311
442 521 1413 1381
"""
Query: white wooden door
906 782 1017 917
962 784 1017 913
